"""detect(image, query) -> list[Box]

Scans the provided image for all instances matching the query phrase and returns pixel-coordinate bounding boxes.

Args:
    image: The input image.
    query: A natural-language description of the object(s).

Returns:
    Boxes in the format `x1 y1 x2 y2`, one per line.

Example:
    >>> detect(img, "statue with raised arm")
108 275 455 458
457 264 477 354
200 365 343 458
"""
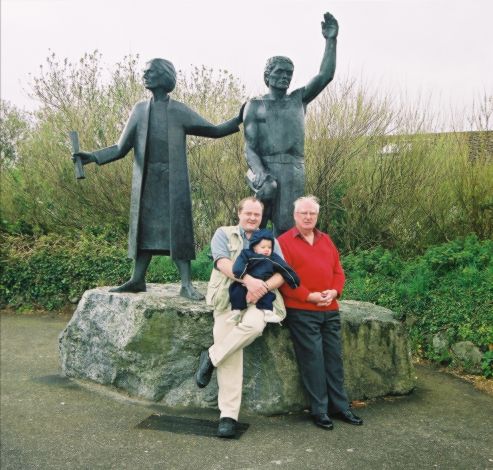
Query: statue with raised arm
243 12 338 236
74 58 241 300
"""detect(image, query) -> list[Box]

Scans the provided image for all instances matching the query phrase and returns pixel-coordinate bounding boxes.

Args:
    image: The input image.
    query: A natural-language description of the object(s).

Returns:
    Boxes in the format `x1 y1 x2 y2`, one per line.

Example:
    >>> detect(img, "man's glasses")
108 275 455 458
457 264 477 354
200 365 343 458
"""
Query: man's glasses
296 211 318 217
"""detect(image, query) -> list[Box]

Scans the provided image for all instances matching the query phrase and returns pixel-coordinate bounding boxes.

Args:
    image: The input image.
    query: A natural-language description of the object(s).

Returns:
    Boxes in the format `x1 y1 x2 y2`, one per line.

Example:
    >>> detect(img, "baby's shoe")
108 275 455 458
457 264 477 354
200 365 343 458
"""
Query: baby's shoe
263 309 281 323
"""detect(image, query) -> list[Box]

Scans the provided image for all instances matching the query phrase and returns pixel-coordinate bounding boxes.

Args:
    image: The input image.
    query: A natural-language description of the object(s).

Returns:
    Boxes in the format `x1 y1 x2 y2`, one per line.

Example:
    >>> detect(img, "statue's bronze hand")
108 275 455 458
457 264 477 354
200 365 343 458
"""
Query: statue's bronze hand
254 169 268 188
321 12 338 39
72 151 96 165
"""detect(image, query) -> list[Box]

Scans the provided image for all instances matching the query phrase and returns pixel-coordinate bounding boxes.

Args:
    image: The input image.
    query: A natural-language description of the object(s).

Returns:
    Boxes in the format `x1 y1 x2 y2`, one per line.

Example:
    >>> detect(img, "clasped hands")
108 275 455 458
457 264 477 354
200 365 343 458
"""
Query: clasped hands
307 289 338 307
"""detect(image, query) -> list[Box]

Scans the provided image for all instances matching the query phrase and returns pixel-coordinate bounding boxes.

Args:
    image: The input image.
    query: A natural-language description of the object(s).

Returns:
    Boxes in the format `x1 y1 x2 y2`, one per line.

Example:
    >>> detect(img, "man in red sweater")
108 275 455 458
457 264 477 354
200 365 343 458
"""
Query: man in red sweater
278 195 363 430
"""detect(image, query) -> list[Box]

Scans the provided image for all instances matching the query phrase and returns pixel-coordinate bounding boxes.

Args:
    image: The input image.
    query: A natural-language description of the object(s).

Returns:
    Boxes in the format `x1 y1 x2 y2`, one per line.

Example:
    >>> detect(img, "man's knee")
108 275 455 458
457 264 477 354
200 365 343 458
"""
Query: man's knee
244 319 265 337
241 308 266 336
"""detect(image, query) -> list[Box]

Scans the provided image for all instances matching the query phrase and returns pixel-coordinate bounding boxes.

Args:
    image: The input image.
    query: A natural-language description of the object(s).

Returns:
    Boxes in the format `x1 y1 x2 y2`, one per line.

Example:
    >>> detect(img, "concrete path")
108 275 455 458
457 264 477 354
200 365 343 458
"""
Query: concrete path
1 313 492 470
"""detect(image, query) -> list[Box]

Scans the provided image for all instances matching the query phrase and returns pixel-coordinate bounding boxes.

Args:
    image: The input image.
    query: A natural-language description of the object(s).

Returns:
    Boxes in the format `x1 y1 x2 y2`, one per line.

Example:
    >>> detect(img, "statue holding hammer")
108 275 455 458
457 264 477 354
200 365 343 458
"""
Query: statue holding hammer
243 12 339 236
73 58 241 300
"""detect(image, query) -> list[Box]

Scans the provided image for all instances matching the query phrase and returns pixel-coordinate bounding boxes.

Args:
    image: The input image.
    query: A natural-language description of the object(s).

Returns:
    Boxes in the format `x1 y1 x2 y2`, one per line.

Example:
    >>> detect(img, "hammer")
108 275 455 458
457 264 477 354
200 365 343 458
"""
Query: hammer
69 130 85 180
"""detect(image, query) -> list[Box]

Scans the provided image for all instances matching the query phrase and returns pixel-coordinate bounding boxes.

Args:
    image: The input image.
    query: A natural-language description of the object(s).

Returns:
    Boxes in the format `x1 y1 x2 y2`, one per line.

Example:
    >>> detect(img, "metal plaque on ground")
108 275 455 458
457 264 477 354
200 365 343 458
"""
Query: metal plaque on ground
137 414 249 439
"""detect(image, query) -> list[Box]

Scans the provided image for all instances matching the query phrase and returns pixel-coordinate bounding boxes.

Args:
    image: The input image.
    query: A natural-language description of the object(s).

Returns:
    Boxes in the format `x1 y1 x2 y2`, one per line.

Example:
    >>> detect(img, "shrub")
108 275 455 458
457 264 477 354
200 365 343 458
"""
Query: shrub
0 228 215 311
2 52 492 256
0 229 128 309
343 234 493 375
481 351 493 379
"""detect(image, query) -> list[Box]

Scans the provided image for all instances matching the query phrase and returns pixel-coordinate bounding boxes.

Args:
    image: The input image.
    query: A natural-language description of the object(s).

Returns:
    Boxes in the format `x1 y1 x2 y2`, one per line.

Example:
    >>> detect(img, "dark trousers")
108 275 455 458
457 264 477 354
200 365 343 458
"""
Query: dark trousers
286 308 349 415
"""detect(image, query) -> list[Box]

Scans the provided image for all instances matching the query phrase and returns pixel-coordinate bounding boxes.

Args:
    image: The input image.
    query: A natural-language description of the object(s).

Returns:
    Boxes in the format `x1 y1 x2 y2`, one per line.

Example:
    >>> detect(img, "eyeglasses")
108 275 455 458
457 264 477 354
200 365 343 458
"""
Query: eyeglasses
296 211 318 217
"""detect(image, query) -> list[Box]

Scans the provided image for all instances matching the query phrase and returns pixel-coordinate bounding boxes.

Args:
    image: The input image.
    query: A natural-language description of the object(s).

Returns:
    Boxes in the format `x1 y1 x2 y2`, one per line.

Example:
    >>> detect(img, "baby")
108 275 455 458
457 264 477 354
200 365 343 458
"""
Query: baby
228 228 300 323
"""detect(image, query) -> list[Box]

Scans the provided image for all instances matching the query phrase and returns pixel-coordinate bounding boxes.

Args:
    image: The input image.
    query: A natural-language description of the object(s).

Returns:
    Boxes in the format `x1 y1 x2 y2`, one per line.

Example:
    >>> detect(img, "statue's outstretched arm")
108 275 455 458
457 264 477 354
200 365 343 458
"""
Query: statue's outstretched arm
186 106 242 138
77 105 138 166
188 117 241 138
303 12 339 104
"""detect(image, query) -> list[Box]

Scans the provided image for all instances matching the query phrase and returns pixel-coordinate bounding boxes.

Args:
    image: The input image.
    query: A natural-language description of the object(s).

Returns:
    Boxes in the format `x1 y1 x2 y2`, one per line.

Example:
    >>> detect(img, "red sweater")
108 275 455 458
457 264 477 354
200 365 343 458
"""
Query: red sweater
278 227 345 311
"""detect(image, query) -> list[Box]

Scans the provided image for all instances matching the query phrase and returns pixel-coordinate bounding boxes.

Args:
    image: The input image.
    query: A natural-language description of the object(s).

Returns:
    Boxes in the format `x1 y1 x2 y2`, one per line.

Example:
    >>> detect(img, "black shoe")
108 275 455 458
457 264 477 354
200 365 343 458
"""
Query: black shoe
195 350 214 388
332 409 363 425
217 417 237 438
312 413 334 430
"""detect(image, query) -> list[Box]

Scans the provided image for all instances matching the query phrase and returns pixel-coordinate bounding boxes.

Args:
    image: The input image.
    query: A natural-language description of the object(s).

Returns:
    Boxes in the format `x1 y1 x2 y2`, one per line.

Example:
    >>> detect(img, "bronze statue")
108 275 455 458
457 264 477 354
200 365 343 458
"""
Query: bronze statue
74 58 241 300
243 12 339 236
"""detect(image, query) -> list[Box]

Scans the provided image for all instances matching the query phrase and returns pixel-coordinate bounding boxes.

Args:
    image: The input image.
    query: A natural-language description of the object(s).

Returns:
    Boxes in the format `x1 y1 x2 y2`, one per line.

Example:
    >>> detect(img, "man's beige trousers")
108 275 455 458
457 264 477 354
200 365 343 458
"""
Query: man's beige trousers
208 305 266 421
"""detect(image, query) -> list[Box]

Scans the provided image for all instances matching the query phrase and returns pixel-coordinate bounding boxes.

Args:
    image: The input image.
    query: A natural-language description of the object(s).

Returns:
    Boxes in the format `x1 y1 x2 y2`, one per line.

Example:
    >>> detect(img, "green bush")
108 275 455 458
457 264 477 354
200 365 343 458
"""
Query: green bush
3 232 490 346
1 229 128 310
145 248 213 284
2 52 492 255
481 351 493 378
343 234 493 372
0 228 213 310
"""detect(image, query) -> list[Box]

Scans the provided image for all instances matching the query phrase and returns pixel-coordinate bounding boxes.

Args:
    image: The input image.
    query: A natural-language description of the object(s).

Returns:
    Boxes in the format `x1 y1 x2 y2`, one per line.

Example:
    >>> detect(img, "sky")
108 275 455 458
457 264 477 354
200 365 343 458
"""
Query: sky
1 0 492 129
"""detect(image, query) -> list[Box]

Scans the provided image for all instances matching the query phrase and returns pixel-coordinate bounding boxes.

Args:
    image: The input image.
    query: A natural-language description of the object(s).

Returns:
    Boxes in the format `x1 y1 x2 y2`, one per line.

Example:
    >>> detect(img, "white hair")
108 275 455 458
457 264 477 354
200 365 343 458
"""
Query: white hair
294 195 320 213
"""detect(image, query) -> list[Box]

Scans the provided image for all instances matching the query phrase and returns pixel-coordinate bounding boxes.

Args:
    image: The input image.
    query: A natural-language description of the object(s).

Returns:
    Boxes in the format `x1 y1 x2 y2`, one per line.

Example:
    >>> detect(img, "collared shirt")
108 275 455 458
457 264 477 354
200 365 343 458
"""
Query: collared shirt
278 226 345 311
293 227 324 243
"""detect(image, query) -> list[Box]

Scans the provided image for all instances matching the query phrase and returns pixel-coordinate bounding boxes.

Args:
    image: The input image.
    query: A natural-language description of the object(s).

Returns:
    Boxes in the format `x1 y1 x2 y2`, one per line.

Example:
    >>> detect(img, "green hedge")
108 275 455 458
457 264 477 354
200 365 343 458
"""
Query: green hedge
1 229 128 310
1 231 492 375
0 227 213 310
343 234 493 358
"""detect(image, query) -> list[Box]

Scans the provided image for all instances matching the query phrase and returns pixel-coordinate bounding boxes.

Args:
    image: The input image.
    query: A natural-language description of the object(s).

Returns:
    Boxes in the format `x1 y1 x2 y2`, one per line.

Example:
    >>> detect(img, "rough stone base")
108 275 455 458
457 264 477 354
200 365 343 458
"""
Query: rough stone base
59 283 415 415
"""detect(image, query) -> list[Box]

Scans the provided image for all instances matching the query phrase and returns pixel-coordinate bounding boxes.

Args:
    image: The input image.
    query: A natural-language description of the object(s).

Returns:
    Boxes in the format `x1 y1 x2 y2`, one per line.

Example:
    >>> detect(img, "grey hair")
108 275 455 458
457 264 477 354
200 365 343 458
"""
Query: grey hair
294 195 320 213
264 56 294 87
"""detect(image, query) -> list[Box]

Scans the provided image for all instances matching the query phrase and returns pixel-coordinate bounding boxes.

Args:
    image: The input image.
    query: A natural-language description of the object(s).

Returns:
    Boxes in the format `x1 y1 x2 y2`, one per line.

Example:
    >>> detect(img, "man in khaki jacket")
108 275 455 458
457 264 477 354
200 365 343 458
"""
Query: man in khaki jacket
195 197 285 438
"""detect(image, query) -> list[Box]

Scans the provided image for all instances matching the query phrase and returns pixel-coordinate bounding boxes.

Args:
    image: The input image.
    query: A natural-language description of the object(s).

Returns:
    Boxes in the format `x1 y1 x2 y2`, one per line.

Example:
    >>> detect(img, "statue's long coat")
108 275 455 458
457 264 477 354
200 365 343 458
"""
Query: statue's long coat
93 98 239 260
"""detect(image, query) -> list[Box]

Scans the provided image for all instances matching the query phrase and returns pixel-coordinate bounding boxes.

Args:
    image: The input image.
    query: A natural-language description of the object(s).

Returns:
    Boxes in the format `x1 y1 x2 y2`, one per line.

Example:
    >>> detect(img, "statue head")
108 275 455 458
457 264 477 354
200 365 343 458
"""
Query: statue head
143 58 177 92
264 56 294 89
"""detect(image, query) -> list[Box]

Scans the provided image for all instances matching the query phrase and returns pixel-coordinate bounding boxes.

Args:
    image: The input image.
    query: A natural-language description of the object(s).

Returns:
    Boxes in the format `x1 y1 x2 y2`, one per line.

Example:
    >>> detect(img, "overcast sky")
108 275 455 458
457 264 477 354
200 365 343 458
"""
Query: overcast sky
2 0 492 128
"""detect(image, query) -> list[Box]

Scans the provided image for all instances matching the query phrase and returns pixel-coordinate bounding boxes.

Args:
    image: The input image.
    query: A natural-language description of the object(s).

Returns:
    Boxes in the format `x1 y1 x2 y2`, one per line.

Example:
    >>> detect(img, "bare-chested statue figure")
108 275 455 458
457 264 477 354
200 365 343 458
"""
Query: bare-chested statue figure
243 12 338 236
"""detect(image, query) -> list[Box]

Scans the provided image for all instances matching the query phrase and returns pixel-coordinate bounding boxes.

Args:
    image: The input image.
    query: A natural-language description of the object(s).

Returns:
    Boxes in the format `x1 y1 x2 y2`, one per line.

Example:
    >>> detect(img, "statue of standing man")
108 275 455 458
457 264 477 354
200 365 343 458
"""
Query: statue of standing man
75 58 241 300
243 12 338 236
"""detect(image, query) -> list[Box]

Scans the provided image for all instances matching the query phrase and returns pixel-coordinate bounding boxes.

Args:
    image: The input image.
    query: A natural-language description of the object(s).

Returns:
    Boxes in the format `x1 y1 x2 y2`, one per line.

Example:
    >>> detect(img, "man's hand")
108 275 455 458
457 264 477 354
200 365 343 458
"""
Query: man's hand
321 289 338 302
321 12 338 40
307 291 334 307
244 275 268 303
73 151 96 165
307 292 327 304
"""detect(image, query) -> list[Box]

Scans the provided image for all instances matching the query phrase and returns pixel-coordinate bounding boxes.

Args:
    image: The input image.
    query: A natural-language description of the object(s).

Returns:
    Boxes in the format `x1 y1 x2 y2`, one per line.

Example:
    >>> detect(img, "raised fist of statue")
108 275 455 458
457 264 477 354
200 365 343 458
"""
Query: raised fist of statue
321 12 338 39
